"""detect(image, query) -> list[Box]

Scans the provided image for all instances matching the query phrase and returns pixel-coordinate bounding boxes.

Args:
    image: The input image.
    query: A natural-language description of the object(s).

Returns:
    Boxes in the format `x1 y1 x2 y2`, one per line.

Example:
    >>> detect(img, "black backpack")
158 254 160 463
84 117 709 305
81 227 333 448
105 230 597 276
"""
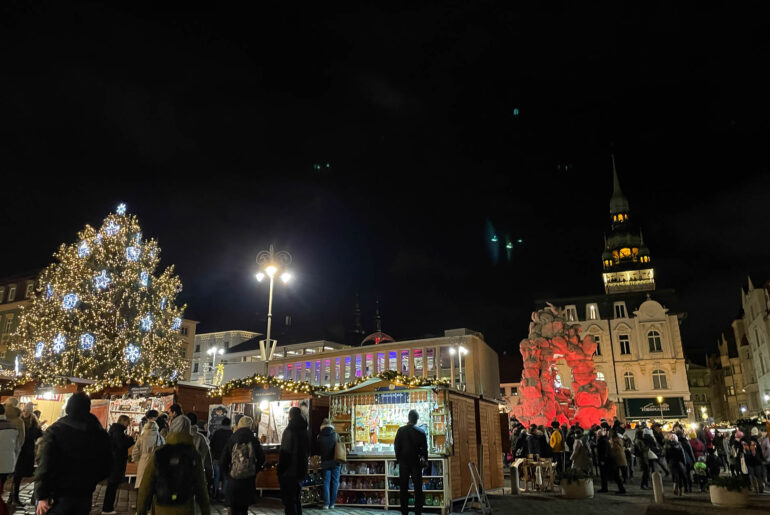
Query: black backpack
153 444 198 505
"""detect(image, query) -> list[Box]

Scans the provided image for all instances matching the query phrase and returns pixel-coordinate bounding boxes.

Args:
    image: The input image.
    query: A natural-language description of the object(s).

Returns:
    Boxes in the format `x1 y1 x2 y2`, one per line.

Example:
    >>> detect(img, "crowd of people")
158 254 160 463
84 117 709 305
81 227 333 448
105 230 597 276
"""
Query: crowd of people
507 416 770 496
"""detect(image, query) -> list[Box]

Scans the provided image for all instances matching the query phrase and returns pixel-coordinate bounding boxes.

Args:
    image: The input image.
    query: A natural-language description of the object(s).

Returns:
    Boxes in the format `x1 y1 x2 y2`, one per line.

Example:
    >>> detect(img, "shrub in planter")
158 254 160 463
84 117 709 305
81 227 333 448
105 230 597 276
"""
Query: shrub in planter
558 469 594 499
708 476 750 508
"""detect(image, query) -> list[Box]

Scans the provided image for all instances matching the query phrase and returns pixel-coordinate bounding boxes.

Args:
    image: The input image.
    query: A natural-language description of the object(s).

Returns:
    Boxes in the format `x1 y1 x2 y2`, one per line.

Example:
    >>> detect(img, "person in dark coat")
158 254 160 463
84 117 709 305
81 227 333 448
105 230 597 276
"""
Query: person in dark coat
34 392 112 515
102 415 135 514
220 416 265 515
597 426 625 494
394 410 428 515
665 433 687 496
526 424 542 458
11 403 42 506
316 418 340 509
278 407 310 515
210 416 233 501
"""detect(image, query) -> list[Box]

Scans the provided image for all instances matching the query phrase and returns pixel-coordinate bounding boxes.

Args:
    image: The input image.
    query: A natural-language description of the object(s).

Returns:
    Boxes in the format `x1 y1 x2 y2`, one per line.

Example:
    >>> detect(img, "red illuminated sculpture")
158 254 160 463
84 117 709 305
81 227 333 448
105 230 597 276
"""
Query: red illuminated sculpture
513 304 616 427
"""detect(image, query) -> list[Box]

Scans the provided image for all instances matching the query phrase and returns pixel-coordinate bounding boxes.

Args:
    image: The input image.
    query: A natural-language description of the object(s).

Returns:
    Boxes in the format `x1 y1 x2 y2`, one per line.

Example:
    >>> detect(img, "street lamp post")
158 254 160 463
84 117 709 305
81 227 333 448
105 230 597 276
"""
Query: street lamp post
206 346 224 384
255 245 292 363
657 396 664 422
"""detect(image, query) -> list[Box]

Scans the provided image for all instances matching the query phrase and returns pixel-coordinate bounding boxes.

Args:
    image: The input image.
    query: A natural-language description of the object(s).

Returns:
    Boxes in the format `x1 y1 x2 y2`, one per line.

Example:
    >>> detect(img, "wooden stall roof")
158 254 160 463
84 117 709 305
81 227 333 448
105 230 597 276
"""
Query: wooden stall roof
221 386 315 405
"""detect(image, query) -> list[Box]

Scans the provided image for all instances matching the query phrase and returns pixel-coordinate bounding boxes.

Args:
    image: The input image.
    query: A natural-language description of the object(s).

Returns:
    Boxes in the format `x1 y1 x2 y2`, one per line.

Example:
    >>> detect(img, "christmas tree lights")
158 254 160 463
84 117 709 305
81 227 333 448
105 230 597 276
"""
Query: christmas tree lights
11 203 188 389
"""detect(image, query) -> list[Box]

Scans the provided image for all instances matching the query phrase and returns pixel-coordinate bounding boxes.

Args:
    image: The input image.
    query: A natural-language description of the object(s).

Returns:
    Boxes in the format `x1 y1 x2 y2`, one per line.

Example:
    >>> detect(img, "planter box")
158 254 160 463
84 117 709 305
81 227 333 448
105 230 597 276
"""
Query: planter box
709 485 749 508
561 478 594 499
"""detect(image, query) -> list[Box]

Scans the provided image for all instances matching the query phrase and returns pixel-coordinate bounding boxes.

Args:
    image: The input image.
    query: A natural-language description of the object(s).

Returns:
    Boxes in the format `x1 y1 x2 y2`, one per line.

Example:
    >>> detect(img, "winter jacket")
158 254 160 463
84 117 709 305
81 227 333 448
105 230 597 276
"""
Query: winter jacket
136 430 210 515
570 437 591 473
513 431 528 458
278 417 310 479
526 432 541 457
665 441 685 465
0 415 19 474
679 436 695 466
549 429 563 454
3 404 25 455
760 436 770 462
107 423 135 484
597 434 616 468
190 426 214 483
220 427 265 508
15 415 42 477
132 424 165 489
611 435 627 467
317 426 339 470
394 423 428 467
209 427 233 461
34 413 111 500
689 438 705 460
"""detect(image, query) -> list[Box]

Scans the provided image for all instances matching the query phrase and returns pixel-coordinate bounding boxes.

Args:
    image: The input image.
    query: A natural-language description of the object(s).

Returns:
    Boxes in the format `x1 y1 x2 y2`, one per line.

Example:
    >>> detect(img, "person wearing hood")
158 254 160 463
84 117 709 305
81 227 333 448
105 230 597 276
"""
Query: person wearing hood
278 407 310 515
102 415 135 514
526 425 541 458
132 419 165 492
664 433 686 496
34 392 111 515
220 416 265 515
137 415 210 515
317 418 341 510
186 412 214 489
676 430 695 493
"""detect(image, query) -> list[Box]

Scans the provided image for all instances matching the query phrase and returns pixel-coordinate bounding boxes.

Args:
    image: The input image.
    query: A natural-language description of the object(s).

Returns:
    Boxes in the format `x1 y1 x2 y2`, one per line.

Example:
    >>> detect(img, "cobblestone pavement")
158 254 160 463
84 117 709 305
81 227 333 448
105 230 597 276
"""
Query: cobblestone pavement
4 475 770 514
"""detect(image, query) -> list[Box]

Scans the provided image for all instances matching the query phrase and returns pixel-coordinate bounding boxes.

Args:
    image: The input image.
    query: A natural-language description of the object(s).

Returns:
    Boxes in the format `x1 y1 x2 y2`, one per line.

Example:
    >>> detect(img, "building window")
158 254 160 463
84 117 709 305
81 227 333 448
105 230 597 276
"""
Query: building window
0 287 5 303
727 385 735 396
594 336 601 356
648 331 662 352
193 363 199 373
7 286 16 303
614 302 626 319
500 387 507 396
25 282 34 298
511 387 518 395
596 371 605 382
4 317 13 333
652 369 668 390
195 344 200 353
181 327 188 336
619 335 630 355
554 373 562 388
587 304 598 320
624 372 636 391
565 305 577 322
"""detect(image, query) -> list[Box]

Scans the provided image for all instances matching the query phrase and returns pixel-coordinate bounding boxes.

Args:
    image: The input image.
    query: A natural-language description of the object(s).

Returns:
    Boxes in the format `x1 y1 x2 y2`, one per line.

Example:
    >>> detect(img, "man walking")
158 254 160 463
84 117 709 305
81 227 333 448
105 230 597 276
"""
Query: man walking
394 410 428 515
278 407 310 515
210 416 233 501
597 425 625 494
35 392 111 515
102 415 134 515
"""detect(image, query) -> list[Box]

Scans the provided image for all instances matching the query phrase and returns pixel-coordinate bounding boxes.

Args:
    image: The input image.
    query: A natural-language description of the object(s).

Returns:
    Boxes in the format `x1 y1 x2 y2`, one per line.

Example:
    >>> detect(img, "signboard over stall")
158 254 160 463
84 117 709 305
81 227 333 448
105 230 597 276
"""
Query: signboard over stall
623 397 687 419
251 386 282 404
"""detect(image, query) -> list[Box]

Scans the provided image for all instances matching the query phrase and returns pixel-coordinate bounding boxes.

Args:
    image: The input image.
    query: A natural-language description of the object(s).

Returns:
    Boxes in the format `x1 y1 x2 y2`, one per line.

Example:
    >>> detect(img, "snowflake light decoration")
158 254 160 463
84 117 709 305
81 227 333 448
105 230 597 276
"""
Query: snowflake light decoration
80 333 95 351
140 313 153 331
52 333 66 353
104 221 121 236
94 270 111 290
135 232 142 244
125 344 140 363
170 369 179 381
95 233 103 246
46 283 54 299
78 240 90 258
126 246 140 262
35 342 44 359
160 297 167 309
172 317 182 331
139 271 149 287
62 293 79 310
116 203 126 215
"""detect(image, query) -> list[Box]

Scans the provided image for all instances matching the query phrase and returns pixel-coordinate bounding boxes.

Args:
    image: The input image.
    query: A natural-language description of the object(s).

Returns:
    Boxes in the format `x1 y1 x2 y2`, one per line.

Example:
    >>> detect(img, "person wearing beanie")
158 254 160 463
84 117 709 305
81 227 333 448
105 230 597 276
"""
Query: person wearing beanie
317 418 341 510
186 412 214 490
278 407 310 515
35 392 111 514
11 401 42 505
220 415 265 515
210 417 233 501
137 415 211 515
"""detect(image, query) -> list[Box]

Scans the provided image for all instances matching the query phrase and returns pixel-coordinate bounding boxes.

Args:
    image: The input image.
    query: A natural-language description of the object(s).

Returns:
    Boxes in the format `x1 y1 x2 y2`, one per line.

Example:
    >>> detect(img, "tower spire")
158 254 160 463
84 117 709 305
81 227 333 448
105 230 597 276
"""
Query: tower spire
609 155 630 215
375 297 382 333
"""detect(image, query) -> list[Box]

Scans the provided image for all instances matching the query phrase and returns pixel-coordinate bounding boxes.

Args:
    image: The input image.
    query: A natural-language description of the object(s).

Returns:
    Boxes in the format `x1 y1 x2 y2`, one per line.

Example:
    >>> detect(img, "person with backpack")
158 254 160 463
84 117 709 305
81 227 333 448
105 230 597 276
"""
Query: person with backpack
317 418 341 510
394 410 428 515
219 416 265 515
34 393 112 515
209 417 233 501
101 415 135 515
278 407 311 515
136 415 210 515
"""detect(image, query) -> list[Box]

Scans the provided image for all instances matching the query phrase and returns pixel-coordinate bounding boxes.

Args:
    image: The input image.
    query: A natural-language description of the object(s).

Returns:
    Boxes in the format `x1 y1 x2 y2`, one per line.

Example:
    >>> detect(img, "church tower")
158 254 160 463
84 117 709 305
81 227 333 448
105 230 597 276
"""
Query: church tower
601 156 655 294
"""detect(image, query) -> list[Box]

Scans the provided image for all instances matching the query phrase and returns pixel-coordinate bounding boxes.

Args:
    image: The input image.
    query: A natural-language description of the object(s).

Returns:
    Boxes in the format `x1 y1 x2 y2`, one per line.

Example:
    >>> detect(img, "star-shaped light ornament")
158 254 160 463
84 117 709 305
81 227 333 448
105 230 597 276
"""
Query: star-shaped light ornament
95 233 103 246
140 313 153 332
125 344 140 363
62 293 79 310
116 203 126 215
35 342 45 359
126 246 141 262
52 333 66 353
104 221 121 236
46 283 54 299
80 333 95 351
94 270 111 290
78 240 90 258
172 317 182 331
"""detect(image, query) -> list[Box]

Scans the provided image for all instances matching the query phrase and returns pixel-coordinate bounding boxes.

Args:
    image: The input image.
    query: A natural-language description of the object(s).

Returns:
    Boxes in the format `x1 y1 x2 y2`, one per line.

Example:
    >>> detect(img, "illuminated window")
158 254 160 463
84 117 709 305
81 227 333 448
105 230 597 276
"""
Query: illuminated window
377 353 385 373
355 355 362 377
619 248 632 259
614 302 627 318
588 304 598 320
648 331 662 352
7 286 16 302
554 373 562 388
305 361 312 382
401 350 409 374
25 282 34 298
624 372 635 390
619 335 630 355
652 369 668 389
613 215 617 222
365 354 373 376
426 348 435 373
344 357 351 380
315 360 321 383
324 359 331 384
334 358 341 383
612 250 619 260
414 349 423 375
565 305 577 321
389 351 397 371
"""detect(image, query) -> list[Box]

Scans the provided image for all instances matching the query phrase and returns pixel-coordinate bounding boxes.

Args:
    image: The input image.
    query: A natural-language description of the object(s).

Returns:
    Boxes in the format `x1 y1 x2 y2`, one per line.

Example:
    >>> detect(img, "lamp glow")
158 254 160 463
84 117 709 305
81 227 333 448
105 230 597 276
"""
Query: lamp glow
459 346 468 355
280 272 292 283
265 265 277 277
256 272 265 282
259 400 269 410
449 348 456 355
657 396 663 403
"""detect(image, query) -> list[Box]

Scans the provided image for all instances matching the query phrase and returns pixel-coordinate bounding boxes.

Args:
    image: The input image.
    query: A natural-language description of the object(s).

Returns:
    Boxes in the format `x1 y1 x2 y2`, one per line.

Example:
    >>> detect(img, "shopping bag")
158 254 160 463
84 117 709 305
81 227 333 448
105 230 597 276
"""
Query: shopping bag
334 436 347 463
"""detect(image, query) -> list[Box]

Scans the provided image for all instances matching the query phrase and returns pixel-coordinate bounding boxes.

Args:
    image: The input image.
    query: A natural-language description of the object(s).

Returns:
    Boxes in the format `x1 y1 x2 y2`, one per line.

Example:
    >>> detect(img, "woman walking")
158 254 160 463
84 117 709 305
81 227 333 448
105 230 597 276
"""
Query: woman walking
220 416 265 515
317 418 341 510
132 419 164 492
10 403 41 506
665 433 686 496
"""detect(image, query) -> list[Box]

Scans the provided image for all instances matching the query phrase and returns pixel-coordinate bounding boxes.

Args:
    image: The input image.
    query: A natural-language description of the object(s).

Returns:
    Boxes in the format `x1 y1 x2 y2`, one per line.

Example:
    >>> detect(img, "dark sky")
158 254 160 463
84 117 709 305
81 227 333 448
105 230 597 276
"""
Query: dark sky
2 2 770 371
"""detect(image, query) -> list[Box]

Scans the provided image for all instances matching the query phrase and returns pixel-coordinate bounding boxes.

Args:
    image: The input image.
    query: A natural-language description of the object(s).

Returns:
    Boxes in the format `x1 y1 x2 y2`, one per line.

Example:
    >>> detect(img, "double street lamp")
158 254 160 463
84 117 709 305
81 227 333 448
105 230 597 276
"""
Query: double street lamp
255 245 292 363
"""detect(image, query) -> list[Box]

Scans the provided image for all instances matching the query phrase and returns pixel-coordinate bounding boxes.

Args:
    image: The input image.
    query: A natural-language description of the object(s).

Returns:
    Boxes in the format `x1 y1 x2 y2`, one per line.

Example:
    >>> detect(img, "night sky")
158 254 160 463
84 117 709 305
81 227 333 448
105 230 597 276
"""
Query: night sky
2 3 770 372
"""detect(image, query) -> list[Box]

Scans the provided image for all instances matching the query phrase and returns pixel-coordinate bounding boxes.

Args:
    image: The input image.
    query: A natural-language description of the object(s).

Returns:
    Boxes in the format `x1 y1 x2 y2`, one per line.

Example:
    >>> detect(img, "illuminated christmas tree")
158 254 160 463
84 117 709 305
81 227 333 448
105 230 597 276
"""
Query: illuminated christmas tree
11 203 187 389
